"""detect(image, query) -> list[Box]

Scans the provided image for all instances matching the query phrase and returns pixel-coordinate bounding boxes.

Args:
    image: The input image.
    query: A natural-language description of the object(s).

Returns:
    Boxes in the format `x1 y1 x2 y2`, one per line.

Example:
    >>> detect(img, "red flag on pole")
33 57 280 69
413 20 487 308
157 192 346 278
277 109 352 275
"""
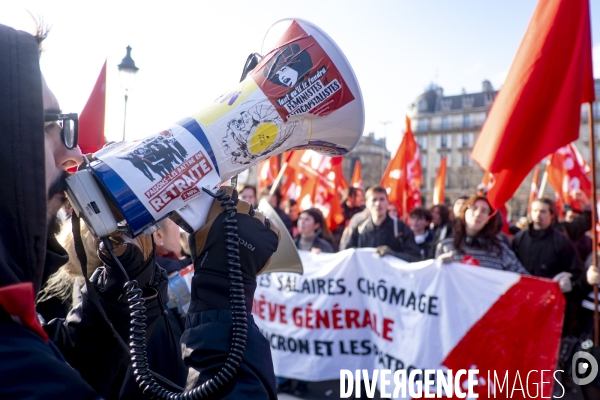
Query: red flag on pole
433 156 447 205
545 143 592 210
351 160 363 190
257 155 280 193
380 116 422 217
527 166 541 217
281 150 347 231
470 0 595 209
78 60 107 154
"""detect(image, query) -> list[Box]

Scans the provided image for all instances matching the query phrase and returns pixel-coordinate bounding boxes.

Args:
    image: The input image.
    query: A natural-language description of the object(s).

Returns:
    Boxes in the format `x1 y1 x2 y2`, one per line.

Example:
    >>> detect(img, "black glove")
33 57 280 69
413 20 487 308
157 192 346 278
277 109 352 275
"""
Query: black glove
96 231 156 300
188 187 280 313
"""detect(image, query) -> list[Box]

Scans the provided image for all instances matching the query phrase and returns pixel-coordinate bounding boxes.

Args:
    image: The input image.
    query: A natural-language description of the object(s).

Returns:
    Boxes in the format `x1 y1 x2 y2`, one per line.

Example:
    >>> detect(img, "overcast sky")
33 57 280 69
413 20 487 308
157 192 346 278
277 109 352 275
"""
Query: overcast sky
1 0 599 153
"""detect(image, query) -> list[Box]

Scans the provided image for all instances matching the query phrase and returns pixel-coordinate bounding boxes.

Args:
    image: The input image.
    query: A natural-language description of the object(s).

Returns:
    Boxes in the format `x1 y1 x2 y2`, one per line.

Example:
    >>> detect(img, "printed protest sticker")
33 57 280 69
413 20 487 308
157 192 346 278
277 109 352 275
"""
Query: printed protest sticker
92 124 221 223
250 20 355 122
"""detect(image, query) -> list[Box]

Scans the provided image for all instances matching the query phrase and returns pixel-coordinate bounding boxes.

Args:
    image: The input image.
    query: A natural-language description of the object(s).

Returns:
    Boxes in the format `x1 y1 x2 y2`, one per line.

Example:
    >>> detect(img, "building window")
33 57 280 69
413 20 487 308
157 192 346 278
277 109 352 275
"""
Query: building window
460 133 474 148
417 118 430 132
418 99 427 111
441 116 450 130
420 153 428 168
462 96 474 109
463 114 473 128
438 134 449 149
441 99 452 111
417 135 428 150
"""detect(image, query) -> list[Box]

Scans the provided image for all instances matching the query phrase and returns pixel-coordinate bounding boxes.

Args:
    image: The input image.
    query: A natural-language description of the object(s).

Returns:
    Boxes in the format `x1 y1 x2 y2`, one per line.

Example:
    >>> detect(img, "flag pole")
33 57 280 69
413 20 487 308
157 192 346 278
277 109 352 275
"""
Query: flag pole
269 153 291 198
538 158 550 198
587 102 599 347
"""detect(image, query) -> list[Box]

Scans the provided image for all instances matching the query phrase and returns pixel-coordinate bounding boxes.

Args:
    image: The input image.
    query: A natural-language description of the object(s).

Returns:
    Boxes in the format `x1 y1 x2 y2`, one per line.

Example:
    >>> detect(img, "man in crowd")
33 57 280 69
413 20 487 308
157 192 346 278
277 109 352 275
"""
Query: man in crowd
239 184 258 208
260 185 294 236
512 198 581 282
564 205 593 263
333 187 366 248
408 207 434 260
341 186 420 262
428 197 466 258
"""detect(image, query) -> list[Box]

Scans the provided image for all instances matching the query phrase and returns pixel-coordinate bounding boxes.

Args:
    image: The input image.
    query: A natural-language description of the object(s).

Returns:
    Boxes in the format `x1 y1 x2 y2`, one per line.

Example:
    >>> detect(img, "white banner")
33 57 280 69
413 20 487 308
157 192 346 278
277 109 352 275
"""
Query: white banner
253 248 564 397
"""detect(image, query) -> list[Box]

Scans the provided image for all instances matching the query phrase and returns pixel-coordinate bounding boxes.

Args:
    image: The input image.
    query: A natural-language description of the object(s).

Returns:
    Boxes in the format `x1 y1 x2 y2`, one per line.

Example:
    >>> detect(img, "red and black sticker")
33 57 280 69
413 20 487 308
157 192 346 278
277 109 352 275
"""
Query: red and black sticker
251 21 354 122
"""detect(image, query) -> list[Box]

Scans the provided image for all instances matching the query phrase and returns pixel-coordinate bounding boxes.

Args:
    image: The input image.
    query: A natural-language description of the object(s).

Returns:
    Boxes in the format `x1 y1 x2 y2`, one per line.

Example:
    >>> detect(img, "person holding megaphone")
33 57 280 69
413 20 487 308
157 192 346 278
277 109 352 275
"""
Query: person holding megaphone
0 23 280 399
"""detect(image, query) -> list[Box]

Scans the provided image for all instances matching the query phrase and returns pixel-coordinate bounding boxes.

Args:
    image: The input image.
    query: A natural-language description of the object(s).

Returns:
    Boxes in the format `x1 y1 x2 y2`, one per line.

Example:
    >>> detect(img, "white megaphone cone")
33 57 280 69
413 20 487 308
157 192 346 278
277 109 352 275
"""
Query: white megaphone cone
66 18 364 243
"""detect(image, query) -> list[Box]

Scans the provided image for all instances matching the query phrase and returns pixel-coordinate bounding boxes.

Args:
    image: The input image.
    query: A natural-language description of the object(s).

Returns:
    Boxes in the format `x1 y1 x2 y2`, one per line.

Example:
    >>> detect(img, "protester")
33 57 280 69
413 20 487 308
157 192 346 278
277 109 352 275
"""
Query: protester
429 199 461 258
239 184 258 208
564 205 593 263
333 187 366 249
341 187 365 222
283 198 299 237
512 198 581 289
154 217 190 274
341 186 420 262
295 208 334 254
430 204 450 233
0 23 279 399
435 196 528 274
408 207 434 260
452 195 468 220
260 185 294 236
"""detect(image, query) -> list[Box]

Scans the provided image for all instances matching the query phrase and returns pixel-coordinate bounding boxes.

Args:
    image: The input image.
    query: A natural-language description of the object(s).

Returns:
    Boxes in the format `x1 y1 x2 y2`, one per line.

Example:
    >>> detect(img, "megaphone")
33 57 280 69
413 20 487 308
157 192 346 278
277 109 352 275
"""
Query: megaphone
257 199 303 275
66 18 364 239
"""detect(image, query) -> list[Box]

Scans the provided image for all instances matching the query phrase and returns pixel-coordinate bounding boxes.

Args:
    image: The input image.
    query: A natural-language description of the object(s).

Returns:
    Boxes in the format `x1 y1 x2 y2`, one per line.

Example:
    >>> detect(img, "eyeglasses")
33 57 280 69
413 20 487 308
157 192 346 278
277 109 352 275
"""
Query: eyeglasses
44 113 79 150
466 205 492 215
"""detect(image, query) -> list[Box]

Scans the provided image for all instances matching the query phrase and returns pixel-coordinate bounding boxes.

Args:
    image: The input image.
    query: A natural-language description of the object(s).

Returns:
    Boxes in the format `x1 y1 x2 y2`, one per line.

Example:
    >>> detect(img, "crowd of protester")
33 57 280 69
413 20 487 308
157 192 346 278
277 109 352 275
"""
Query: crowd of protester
239 182 600 398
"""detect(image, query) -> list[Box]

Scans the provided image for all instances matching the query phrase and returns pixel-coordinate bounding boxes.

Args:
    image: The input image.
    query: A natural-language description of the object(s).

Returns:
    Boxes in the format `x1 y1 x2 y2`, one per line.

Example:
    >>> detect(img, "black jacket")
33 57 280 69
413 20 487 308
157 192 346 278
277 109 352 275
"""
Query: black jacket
512 224 581 280
295 236 335 253
344 215 421 262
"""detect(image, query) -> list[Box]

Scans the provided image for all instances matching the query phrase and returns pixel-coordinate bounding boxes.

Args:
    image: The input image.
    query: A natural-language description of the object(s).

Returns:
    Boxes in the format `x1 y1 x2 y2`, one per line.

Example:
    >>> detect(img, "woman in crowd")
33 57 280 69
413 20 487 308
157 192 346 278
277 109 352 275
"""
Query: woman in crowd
435 196 528 274
295 208 334 254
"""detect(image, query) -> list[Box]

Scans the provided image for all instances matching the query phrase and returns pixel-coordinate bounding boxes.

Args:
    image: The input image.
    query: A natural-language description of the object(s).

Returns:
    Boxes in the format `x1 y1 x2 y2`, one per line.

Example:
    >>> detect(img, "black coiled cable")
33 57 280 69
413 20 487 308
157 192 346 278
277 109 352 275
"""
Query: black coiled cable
105 187 246 399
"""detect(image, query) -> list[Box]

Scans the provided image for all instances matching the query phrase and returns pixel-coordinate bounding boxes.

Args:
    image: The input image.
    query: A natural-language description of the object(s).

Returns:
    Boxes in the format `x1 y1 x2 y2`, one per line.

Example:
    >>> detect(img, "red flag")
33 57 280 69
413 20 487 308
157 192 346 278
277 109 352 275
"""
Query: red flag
433 157 447 205
281 150 347 231
257 155 280 193
78 61 107 154
350 160 363 190
470 0 595 209
546 143 592 210
527 166 541 217
380 116 422 217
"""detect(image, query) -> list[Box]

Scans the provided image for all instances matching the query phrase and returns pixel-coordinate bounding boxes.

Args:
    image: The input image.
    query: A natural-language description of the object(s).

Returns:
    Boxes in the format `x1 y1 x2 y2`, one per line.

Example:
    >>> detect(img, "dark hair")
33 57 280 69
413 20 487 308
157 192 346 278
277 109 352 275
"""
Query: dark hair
453 195 469 206
284 198 297 208
409 207 428 220
343 187 363 203
430 204 450 226
532 198 558 224
260 185 282 207
365 186 388 200
264 43 313 87
452 196 500 252
300 208 333 242
240 185 256 197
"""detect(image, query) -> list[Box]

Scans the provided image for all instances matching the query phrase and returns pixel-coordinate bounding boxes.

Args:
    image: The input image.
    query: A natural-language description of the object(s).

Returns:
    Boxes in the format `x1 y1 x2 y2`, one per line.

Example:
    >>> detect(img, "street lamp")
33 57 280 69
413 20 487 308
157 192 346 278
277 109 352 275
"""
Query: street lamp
118 45 139 141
